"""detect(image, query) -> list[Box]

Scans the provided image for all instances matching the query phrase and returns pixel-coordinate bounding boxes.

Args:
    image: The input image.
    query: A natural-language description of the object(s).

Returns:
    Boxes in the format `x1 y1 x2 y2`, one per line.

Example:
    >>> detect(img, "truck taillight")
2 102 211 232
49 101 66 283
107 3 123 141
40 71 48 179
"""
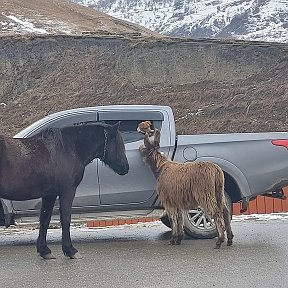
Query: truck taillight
272 140 288 149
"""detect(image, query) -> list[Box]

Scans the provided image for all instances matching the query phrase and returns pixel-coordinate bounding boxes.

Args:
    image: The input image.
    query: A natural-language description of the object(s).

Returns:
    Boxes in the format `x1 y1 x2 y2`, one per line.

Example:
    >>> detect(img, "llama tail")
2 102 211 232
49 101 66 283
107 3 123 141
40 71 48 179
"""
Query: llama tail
215 168 226 209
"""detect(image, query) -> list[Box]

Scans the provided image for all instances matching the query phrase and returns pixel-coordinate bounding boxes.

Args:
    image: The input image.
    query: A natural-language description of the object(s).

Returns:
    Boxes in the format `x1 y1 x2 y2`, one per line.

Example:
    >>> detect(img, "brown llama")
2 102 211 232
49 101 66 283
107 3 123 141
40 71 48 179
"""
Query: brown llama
139 128 234 248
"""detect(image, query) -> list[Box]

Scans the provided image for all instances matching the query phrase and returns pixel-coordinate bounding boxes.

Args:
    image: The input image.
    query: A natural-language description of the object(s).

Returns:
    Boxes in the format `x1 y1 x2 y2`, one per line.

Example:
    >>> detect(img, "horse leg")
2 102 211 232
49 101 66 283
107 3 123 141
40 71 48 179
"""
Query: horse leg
59 189 79 259
37 195 57 259
214 211 225 249
223 205 234 246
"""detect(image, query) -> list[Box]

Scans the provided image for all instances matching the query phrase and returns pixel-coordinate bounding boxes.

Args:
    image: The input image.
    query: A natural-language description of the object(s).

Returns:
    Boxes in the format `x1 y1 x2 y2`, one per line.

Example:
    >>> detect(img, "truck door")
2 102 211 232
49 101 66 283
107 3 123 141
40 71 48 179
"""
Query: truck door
98 110 166 206
12 111 100 214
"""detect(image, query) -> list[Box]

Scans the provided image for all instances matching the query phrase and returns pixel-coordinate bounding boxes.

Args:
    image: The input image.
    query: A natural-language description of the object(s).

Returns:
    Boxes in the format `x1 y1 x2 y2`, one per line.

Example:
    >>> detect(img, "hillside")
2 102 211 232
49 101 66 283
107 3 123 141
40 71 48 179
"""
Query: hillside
0 1 287 137
0 0 160 37
73 0 288 43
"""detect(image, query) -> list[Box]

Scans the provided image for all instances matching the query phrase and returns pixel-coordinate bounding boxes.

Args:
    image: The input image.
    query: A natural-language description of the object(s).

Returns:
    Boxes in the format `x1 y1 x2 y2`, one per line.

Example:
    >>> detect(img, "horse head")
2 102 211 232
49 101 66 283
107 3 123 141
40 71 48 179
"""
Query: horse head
101 122 129 176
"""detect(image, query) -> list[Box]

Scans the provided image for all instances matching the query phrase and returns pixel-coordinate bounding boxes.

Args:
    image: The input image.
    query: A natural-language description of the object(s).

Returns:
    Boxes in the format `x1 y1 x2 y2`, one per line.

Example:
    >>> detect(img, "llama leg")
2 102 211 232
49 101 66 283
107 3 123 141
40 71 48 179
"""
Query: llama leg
175 210 184 245
223 206 234 246
37 195 57 259
214 213 225 249
167 209 179 245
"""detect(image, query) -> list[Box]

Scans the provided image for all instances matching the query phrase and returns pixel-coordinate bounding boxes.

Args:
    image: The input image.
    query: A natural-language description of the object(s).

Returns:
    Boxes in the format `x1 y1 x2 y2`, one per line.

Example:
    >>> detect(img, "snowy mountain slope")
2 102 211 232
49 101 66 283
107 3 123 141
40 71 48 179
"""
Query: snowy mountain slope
0 0 160 37
72 0 288 43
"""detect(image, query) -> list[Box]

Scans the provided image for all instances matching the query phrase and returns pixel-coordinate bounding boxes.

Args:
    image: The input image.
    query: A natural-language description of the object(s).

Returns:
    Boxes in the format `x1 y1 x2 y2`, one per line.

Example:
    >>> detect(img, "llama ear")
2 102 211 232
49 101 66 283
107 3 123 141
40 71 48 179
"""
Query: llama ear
154 128 161 147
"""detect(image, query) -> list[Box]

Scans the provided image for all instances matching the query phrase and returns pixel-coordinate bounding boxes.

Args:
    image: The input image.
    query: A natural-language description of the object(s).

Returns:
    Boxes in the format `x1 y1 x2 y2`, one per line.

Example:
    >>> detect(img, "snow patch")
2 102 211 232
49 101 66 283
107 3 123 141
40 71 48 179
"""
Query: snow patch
232 213 288 222
4 14 48 34
1 12 76 35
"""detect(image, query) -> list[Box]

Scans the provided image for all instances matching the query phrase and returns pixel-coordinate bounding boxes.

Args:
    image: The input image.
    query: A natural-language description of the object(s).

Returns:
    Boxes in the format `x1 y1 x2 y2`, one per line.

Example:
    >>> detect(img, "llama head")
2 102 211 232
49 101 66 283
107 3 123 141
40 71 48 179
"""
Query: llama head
140 128 166 170
137 121 154 136
143 128 160 149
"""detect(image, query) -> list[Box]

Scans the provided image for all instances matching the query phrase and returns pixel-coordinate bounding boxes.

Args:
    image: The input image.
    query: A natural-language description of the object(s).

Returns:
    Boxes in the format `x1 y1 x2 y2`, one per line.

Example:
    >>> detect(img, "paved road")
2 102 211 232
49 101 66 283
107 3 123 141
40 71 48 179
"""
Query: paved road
1 216 288 288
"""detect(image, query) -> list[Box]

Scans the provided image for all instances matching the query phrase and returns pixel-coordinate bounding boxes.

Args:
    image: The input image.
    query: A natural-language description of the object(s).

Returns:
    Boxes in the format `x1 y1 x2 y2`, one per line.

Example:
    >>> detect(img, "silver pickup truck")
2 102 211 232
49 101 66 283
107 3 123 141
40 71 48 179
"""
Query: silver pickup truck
1 105 288 239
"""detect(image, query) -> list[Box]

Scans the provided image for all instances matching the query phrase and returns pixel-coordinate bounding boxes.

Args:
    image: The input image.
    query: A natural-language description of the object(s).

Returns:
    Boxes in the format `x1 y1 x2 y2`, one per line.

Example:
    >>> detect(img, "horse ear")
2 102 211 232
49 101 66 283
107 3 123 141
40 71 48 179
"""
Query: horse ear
113 121 121 130
106 121 120 139
154 128 160 147
108 121 120 137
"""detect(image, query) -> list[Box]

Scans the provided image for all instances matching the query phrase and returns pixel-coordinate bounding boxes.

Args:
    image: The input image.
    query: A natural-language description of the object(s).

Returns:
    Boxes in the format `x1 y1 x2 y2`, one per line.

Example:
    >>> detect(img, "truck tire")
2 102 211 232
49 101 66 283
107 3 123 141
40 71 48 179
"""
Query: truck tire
160 191 232 239
0 204 6 226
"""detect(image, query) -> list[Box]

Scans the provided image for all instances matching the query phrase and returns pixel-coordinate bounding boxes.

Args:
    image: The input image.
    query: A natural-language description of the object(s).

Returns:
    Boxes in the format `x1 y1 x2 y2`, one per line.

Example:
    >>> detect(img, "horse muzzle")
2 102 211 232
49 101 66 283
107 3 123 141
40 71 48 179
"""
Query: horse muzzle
116 162 129 175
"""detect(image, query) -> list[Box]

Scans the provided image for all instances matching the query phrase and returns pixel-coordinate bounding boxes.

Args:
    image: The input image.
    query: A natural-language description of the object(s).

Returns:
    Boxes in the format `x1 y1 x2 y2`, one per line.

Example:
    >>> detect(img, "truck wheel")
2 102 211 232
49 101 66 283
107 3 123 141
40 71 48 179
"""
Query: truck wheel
183 208 218 239
0 204 6 226
160 191 232 239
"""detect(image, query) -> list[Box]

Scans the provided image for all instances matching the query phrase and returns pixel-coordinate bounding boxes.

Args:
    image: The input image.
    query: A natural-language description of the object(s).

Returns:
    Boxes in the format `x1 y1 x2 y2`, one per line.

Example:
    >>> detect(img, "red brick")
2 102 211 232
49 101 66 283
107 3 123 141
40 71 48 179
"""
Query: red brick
118 219 126 225
105 220 113 226
256 196 266 214
137 217 146 223
274 199 283 213
232 203 241 215
86 221 94 228
146 217 152 222
99 221 106 227
265 197 274 214
282 187 288 212
93 220 101 227
248 198 257 214
112 220 119 226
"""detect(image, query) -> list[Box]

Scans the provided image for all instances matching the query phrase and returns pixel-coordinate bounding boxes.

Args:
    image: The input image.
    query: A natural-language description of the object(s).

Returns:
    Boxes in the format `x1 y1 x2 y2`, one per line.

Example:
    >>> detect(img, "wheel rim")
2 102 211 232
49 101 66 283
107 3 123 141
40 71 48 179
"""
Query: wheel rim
185 208 216 231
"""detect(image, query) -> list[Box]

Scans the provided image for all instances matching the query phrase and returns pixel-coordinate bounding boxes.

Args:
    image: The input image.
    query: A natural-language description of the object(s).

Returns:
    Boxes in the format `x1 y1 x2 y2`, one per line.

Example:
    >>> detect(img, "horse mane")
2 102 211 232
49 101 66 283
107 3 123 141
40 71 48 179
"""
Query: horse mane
40 128 65 148
26 122 125 166
37 122 107 144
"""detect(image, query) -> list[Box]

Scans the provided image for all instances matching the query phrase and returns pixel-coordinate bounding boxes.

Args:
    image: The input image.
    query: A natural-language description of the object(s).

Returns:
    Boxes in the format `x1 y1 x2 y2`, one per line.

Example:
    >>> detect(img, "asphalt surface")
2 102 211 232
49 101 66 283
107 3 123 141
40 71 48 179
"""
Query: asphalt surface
1 216 288 288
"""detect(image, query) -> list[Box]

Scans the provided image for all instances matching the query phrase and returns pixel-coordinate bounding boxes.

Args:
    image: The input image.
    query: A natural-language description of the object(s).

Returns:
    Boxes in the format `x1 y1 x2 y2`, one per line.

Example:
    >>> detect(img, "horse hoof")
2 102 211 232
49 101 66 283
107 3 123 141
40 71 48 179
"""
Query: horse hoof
69 252 82 259
41 253 56 260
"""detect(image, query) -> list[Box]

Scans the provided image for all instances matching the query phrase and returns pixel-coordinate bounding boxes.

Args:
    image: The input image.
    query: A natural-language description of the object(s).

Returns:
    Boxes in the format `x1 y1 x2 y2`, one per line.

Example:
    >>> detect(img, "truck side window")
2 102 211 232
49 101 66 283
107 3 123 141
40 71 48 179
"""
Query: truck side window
103 120 162 143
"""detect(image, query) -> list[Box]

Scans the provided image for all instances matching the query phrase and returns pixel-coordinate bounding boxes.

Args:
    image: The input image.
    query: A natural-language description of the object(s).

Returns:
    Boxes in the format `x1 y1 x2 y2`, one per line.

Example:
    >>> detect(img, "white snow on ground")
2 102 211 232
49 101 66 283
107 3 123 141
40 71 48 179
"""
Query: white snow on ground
232 213 288 222
0 220 162 236
3 14 48 34
1 13 76 35
1 213 288 236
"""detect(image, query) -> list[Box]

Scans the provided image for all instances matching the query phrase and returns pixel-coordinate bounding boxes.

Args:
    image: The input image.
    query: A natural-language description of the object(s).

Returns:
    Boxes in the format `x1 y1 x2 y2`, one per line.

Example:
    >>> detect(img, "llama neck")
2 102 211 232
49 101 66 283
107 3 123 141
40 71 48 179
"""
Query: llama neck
148 150 168 178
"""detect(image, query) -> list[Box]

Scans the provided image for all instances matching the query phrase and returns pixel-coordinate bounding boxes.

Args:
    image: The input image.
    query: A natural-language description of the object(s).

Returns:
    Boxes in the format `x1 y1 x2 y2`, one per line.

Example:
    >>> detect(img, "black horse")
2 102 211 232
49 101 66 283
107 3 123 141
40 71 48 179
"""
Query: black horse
0 122 129 259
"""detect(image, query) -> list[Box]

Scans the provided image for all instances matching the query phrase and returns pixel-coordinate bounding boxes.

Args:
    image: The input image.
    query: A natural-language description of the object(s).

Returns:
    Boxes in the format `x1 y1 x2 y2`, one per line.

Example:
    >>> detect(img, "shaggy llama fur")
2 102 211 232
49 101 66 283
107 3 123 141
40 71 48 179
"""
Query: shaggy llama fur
139 128 234 248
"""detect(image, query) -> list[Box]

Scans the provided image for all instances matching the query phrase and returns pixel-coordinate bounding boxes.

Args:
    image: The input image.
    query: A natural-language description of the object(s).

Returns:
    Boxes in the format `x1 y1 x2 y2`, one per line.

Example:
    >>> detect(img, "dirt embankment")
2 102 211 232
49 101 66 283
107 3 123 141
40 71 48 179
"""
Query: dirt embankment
0 35 287 136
